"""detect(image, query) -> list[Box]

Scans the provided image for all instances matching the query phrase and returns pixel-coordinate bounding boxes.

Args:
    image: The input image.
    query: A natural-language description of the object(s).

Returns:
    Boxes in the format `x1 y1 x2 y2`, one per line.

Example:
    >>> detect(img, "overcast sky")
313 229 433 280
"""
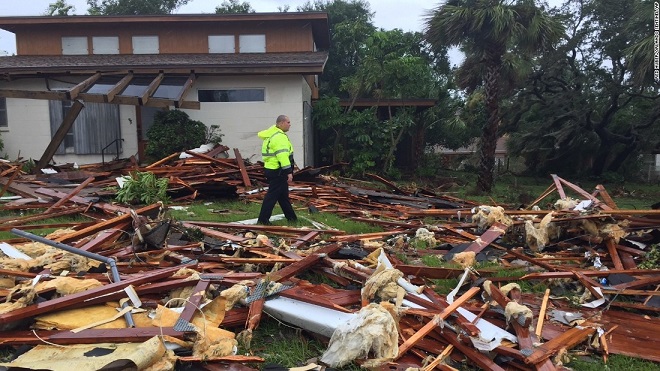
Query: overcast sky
0 0 436 56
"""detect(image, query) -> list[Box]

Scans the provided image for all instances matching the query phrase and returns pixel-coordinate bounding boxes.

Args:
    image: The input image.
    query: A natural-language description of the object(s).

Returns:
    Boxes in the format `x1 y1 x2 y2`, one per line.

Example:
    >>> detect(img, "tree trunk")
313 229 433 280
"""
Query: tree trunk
606 140 638 173
410 121 427 172
477 64 500 193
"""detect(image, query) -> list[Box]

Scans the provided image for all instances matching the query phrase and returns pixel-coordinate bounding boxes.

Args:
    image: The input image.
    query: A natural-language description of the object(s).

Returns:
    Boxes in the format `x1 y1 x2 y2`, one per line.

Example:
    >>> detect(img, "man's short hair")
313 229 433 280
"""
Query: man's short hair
276 115 288 124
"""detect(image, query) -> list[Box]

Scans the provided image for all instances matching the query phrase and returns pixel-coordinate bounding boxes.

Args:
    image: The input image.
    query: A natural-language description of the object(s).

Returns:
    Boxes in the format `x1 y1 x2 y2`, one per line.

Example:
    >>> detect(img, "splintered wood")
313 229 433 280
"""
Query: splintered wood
0 154 658 370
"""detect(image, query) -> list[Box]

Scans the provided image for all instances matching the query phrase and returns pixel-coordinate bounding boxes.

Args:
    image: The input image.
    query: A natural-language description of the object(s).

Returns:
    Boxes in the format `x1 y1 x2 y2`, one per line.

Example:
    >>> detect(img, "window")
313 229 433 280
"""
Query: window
198 89 265 102
132 36 159 54
62 36 88 55
0 98 7 128
49 100 121 155
239 35 266 53
209 35 235 53
92 36 119 54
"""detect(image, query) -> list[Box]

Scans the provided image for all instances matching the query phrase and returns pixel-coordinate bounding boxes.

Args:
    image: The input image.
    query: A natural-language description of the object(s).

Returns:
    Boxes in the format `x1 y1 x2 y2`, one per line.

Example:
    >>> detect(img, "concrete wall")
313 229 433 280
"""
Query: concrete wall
183 75 307 166
0 74 310 167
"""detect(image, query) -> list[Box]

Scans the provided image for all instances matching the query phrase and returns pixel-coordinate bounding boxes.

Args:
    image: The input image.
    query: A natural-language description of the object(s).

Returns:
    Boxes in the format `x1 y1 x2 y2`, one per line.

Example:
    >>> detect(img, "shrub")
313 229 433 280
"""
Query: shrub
116 171 169 205
145 110 207 160
206 124 225 145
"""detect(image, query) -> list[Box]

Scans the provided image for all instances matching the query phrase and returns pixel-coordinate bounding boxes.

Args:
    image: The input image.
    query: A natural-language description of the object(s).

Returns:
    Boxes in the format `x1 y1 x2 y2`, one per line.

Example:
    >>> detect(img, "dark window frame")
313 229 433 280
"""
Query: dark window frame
0 98 7 128
198 88 265 102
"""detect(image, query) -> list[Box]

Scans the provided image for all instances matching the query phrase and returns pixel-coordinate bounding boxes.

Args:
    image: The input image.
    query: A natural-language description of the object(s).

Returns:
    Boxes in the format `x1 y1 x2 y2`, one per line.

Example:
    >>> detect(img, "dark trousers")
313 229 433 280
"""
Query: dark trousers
258 169 297 223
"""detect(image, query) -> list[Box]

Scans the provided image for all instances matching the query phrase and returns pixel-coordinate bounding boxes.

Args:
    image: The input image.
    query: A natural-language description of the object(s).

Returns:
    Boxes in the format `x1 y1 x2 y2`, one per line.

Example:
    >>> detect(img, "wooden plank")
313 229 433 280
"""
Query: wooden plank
177 279 211 324
268 243 342 282
595 184 618 209
396 286 480 359
106 72 134 102
0 166 20 198
0 265 184 324
605 238 624 270
439 328 506 371
54 202 162 244
526 326 596 365
551 174 566 200
174 73 196 108
464 222 508 253
612 275 660 290
0 89 68 101
180 222 249 243
233 148 252 187
44 176 95 213
74 223 130 252
35 100 85 173
140 72 164 105
0 327 188 345
2 206 87 228
0 178 51 200
555 175 612 210
67 72 101 100
535 288 551 339
289 231 320 249
526 183 557 209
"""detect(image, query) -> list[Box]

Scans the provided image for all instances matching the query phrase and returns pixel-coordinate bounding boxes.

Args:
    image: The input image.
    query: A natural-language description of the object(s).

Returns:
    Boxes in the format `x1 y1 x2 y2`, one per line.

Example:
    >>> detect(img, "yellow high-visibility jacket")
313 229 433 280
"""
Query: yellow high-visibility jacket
258 125 294 172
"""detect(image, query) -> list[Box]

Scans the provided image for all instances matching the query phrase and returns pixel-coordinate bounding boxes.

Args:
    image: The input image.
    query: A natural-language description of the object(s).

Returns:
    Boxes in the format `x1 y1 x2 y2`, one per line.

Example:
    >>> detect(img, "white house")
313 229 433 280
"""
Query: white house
0 13 329 171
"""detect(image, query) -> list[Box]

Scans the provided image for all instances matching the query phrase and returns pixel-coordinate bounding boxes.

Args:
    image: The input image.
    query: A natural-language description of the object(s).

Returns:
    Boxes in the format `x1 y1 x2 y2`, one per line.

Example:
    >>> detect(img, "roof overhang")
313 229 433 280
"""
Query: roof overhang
0 52 329 79
0 52 328 109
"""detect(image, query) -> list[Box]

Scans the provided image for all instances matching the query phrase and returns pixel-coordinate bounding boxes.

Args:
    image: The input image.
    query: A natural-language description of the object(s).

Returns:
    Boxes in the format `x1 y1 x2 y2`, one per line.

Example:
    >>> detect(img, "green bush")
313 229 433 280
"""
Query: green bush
145 110 208 160
116 171 169 205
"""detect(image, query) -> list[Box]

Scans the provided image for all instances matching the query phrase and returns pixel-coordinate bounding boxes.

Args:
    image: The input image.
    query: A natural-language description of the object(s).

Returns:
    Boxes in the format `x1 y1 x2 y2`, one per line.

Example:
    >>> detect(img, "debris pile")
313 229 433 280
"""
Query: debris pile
0 148 658 370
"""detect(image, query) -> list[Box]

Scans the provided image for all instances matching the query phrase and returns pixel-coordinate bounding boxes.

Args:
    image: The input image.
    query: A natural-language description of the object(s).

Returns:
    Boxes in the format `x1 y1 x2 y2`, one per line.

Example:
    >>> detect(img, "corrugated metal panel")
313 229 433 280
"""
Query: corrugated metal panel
74 102 121 155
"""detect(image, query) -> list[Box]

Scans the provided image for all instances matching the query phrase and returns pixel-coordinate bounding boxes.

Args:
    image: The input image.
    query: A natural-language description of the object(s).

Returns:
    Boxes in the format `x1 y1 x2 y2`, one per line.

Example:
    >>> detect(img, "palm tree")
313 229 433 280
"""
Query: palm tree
425 0 564 192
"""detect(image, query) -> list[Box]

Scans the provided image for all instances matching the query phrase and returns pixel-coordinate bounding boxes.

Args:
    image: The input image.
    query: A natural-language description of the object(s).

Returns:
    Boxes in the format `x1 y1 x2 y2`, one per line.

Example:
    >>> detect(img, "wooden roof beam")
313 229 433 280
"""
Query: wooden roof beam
105 72 134 103
35 99 84 173
0 89 67 100
140 72 164 105
67 72 101 100
175 72 196 108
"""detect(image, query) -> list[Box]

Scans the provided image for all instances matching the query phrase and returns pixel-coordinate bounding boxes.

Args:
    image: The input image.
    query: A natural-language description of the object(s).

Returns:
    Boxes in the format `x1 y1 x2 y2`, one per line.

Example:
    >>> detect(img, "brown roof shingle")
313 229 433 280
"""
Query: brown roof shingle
0 52 328 78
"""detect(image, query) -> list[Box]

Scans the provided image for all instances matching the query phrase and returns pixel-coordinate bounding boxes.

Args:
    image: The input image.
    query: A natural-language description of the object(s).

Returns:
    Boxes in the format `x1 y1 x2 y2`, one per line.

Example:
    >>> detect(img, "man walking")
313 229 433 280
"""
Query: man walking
257 115 298 225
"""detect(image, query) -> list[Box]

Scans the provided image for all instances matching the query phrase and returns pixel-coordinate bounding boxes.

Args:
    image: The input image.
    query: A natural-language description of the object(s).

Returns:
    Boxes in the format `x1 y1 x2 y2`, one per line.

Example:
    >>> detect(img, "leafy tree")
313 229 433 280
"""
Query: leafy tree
145 110 207 160
298 0 376 96
45 0 75 16
340 30 444 173
87 0 189 15
624 0 657 86
425 0 564 192
505 0 660 179
313 96 383 176
215 0 255 14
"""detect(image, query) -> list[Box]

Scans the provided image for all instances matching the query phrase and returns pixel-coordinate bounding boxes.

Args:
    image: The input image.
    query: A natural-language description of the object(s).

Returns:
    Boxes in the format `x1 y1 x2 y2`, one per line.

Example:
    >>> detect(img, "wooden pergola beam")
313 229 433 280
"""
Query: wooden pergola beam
175 73 196 108
67 72 101 100
140 72 164 105
34 99 84 173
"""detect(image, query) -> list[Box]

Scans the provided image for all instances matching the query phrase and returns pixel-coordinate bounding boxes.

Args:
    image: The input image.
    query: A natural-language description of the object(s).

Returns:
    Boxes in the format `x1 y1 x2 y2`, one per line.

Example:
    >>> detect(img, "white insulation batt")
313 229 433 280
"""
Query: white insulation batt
319 303 398 367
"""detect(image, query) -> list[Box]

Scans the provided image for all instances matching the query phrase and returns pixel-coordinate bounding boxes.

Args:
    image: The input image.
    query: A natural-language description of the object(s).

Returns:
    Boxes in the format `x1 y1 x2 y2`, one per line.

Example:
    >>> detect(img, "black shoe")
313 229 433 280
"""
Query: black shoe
257 220 272 226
